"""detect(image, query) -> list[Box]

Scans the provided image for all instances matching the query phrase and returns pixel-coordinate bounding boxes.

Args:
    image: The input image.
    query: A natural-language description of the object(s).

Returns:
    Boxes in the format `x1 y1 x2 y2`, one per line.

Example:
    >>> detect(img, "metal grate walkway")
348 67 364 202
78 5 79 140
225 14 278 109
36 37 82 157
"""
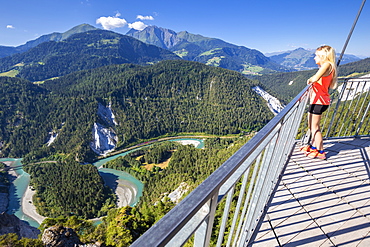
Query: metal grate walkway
253 136 370 247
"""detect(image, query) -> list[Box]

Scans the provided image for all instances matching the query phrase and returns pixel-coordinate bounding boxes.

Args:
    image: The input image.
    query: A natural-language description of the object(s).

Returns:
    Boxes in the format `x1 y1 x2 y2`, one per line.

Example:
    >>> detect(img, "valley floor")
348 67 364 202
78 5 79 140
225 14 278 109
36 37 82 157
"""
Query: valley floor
3 138 203 226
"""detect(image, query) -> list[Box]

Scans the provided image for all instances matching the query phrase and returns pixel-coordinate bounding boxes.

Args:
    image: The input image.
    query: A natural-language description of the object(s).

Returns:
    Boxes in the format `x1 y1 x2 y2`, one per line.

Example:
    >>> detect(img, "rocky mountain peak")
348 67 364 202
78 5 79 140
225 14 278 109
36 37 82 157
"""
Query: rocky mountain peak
127 25 183 49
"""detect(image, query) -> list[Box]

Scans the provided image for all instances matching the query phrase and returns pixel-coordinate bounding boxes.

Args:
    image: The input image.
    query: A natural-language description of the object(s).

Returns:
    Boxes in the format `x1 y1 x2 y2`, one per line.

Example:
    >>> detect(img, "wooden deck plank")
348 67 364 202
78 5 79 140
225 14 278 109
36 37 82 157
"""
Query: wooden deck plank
252 137 370 246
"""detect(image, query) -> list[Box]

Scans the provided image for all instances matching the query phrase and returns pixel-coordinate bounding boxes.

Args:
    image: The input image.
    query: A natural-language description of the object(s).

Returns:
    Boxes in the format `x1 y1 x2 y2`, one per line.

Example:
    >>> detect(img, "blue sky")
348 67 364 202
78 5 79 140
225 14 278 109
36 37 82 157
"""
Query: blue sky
1 0 370 57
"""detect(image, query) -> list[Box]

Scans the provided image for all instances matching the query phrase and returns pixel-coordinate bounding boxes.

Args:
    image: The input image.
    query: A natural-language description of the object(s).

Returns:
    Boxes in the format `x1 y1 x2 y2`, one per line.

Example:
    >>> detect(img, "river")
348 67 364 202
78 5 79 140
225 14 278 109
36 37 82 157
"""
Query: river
1 138 204 227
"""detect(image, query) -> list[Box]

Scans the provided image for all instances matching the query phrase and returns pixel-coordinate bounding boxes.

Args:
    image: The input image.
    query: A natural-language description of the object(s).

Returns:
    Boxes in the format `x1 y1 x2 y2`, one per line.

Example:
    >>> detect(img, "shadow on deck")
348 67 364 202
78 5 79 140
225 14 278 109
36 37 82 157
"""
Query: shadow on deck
253 136 370 247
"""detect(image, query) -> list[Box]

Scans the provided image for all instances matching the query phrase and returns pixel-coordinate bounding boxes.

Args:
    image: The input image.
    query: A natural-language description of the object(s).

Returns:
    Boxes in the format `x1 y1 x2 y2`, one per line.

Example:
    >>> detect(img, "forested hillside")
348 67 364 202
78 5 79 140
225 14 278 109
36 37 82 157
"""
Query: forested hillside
0 60 273 162
1 59 273 245
0 29 180 82
0 77 53 157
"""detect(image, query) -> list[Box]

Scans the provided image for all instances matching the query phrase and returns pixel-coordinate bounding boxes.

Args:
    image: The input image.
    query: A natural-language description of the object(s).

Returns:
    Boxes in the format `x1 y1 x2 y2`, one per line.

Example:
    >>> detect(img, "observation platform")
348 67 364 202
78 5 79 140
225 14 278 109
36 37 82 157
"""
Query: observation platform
253 136 370 247
131 77 369 247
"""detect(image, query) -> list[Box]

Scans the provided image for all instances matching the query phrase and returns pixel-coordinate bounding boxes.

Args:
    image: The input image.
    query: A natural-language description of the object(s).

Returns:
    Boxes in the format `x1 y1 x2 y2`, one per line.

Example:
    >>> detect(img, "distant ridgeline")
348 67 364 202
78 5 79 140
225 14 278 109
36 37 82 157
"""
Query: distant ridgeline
250 57 370 104
265 47 362 71
0 29 180 82
0 23 99 58
0 25 291 83
0 60 273 162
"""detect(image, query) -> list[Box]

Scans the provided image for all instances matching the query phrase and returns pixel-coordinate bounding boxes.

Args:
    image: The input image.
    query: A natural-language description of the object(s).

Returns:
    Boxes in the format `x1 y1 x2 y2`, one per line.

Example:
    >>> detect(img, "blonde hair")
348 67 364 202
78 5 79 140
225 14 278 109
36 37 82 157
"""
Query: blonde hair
316 45 337 89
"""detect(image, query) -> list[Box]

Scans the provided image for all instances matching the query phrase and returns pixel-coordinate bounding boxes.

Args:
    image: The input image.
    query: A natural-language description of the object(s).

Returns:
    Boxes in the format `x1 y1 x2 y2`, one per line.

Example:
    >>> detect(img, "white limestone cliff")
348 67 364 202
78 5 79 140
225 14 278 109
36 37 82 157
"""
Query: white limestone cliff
252 86 285 115
97 102 118 126
90 123 117 156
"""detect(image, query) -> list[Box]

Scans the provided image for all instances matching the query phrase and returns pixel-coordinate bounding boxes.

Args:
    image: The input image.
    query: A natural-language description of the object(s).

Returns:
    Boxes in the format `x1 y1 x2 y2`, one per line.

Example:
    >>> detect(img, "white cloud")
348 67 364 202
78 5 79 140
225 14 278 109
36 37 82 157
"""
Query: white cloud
6 25 15 29
96 12 153 31
128 21 148 31
96 13 127 30
137 15 154 21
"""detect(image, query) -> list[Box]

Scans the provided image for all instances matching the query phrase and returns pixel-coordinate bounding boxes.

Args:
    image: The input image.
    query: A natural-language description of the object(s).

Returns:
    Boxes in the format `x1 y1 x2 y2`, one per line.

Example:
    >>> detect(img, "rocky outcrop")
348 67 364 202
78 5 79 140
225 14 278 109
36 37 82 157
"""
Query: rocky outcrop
0 212 40 239
97 102 118 126
252 86 285 115
163 182 190 204
126 25 183 49
90 102 119 156
90 122 118 156
42 225 101 247
42 226 81 247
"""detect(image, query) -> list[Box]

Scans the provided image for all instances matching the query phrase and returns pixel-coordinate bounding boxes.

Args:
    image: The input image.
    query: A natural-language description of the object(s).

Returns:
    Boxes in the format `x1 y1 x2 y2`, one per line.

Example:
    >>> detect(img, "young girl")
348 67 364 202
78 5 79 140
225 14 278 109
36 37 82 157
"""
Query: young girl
301 45 337 159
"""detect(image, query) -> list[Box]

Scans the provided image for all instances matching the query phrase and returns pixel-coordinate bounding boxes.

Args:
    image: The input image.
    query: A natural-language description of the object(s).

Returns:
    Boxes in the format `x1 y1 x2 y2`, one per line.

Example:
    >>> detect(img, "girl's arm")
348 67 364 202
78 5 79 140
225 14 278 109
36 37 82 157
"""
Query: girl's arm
307 62 332 85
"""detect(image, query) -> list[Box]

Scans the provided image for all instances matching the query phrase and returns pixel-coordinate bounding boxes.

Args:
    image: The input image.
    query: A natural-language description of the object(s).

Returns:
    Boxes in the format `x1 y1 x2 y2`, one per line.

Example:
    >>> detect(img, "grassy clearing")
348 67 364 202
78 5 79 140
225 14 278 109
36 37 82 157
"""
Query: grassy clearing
206 56 225 66
0 70 19 77
200 48 222 56
33 77 60 84
241 64 264 75
139 150 175 171
174 50 189 58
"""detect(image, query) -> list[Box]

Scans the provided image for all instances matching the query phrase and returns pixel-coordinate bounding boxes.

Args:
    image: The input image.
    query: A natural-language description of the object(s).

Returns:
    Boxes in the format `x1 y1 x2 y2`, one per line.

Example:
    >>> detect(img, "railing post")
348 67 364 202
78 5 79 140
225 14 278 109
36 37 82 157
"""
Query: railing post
238 133 279 246
338 80 360 136
216 185 236 247
356 94 370 136
223 167 250 246
231 153 262 247
325 79 348 138
194 193 219 247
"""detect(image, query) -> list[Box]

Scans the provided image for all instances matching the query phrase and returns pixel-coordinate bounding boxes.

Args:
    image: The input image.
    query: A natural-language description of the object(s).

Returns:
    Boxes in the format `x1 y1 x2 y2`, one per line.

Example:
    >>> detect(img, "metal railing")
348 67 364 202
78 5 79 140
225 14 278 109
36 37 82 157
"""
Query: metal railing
324 77 370 138
131 77 370 247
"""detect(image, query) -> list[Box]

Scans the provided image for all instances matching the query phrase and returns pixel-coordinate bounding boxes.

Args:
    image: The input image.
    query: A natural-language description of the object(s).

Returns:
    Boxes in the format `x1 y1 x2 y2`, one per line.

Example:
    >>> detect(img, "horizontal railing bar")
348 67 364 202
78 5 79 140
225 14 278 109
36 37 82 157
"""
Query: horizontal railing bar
166 202 210 246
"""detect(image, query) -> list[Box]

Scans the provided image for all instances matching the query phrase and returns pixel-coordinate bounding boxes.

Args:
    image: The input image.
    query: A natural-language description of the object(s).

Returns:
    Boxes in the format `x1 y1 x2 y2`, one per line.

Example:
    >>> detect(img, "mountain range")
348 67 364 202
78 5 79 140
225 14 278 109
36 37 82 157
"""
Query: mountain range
266 47 362 70
0 24 364 79
0 24 99 58
0 27 180 82
126 26 291 75
0 24 290 78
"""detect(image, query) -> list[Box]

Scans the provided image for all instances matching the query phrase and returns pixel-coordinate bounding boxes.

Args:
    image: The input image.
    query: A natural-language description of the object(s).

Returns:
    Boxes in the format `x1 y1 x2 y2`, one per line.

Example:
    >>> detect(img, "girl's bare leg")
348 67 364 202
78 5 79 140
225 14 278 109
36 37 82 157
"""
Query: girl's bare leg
310 114 323 150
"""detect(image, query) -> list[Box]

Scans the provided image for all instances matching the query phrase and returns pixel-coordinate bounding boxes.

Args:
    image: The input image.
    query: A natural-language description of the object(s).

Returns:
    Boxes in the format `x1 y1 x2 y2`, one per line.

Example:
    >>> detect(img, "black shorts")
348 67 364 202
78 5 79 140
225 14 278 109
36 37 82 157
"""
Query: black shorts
308 104 329 115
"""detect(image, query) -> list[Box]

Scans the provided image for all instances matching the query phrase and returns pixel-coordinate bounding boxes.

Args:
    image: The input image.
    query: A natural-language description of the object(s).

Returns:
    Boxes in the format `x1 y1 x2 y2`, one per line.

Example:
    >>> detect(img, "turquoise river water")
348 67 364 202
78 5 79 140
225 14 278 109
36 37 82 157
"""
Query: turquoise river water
1 138 204 228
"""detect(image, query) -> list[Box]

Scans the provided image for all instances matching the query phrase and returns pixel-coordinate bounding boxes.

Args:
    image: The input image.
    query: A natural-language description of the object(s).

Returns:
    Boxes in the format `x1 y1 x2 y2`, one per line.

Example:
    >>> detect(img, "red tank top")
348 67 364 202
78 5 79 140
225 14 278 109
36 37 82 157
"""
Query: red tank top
310 70 333 105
